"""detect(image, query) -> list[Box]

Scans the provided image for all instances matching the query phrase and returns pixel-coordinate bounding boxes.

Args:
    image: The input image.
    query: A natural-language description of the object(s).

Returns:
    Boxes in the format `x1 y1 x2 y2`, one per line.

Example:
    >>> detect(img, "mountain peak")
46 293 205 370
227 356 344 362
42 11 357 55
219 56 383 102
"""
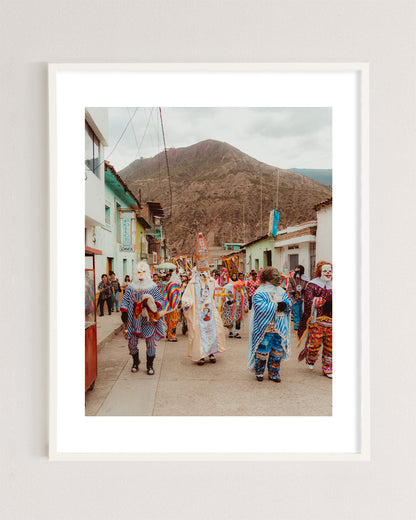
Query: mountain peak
119 140 332 255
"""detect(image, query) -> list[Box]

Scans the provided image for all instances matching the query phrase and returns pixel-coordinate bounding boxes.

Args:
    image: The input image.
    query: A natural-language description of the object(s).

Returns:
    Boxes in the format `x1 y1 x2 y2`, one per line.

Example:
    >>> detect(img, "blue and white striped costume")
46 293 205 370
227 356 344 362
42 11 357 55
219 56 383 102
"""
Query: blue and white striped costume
247 284 292 373
120 284 166 357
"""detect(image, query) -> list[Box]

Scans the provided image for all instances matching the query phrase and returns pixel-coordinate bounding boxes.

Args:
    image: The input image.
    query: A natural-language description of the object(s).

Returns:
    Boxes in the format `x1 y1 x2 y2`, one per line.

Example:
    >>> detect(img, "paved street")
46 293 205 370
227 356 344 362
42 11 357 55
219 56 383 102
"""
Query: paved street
86 312 332 416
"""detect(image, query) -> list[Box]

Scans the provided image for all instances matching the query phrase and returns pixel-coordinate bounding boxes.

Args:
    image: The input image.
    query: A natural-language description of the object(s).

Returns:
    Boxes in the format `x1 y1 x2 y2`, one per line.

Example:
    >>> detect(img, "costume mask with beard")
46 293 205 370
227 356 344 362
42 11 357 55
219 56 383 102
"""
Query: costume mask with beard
131 262 156 291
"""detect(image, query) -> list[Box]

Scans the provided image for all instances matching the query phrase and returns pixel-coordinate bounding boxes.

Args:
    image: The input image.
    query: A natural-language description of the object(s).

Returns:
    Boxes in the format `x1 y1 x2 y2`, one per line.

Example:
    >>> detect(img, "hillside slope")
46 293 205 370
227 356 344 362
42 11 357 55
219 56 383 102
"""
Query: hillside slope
119 139 332 255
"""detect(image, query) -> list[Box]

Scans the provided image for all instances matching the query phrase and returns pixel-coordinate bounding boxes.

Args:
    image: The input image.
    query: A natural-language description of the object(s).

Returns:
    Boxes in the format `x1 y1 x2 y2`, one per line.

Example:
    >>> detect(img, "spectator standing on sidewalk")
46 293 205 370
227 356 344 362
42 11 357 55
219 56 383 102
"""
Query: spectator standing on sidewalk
121 275 131 294
109 271 121 312
98 274 112 316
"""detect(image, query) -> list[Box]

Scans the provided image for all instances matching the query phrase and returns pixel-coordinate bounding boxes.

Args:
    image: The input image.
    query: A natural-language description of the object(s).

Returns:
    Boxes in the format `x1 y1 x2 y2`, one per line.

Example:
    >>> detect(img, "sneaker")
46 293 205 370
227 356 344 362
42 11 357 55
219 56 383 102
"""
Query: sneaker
228 332 233 338
256 375 263 382
131 364 139 373
307 363 314 370
209 354 216 363
234 333 241 338
325 373 332 379
147 367 155 375
197 359 205 366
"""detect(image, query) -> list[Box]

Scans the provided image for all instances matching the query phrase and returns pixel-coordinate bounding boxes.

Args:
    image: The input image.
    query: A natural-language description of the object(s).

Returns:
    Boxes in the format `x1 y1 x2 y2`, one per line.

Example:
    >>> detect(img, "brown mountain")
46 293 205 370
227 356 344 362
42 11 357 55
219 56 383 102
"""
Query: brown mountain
118 139 332 256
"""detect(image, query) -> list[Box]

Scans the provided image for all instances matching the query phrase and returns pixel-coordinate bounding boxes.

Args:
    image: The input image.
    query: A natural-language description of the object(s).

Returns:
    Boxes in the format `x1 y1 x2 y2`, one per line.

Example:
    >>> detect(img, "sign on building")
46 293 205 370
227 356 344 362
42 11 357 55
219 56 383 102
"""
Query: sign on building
120 211 136 252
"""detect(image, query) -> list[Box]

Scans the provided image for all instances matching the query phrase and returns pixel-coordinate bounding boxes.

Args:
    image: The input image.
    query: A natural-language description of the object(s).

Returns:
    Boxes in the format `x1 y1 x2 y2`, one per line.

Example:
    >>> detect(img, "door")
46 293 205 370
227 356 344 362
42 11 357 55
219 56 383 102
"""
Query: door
106 257 113 275
289 254 299 271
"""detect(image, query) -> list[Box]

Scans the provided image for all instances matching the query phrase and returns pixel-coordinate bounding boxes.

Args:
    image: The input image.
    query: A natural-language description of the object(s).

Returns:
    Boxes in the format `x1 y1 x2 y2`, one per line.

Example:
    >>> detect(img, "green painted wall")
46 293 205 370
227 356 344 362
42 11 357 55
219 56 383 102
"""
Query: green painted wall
245 237 274 272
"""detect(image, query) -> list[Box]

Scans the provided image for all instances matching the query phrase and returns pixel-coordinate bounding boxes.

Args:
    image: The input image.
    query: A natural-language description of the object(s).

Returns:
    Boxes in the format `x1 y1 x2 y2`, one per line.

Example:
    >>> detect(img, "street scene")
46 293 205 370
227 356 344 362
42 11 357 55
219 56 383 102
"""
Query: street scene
85 107 333 416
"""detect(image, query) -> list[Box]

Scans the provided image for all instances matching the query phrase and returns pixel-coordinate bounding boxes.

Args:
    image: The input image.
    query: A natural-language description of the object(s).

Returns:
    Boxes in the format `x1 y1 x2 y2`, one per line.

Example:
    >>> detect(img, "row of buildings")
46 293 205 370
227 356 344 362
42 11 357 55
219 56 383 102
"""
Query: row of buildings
217 198 332 279
84 107 332 284
85 108 167 283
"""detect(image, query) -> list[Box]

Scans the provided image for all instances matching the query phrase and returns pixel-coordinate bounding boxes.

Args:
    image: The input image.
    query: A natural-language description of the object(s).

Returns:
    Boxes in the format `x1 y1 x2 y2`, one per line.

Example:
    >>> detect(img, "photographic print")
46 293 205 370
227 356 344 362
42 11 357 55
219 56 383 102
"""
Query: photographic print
84 107 333 417
50 64 367 458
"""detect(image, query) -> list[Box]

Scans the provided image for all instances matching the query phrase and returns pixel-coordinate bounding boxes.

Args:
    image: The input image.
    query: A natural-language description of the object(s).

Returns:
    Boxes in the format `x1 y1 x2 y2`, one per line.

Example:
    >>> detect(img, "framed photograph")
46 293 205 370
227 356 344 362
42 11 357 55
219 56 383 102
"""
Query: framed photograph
49 63 369 460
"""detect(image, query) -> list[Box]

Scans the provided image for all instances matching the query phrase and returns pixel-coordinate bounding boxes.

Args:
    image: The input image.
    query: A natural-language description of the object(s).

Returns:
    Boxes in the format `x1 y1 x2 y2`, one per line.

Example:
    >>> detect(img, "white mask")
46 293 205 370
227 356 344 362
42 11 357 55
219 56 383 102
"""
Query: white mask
320 264 332 283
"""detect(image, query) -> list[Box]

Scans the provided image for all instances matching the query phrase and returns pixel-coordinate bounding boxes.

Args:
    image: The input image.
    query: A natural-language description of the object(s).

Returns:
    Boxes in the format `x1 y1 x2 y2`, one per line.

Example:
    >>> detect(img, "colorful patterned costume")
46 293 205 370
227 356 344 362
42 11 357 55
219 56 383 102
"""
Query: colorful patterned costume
161 280 181 341
297 278 332 376
287 273 309 330
248 284 292 380
120 284 165 358
221 281 249 334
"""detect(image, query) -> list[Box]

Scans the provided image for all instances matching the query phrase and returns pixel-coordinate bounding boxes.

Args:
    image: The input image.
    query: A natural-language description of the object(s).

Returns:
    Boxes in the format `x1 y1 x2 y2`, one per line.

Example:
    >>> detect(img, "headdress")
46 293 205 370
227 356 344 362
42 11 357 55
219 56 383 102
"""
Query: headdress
194 233 210 272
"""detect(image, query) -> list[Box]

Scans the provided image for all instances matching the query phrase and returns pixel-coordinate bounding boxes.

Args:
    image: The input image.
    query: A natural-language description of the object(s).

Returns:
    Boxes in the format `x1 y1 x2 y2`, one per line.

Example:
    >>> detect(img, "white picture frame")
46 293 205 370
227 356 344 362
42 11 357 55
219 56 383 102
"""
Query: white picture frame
49 63 369 461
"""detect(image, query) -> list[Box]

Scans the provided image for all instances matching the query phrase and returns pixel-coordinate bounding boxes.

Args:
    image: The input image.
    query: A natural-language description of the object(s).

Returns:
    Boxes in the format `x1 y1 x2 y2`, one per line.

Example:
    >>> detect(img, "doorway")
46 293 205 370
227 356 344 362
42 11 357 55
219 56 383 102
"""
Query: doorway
289 254 299 271
106 257 113 275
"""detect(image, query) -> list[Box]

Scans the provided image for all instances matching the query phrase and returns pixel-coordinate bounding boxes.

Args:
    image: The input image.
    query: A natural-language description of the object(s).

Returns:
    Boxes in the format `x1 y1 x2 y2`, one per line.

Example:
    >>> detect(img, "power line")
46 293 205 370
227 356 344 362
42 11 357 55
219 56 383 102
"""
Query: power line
101 107 138 167
159 107 173 220
134 107 154 160
127 107 140 157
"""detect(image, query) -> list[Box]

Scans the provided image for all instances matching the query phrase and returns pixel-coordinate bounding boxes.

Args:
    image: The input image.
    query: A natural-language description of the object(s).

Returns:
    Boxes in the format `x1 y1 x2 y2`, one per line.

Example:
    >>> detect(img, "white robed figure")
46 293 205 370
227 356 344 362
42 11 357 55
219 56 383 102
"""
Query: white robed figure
248 267 292 382
182 233 226 365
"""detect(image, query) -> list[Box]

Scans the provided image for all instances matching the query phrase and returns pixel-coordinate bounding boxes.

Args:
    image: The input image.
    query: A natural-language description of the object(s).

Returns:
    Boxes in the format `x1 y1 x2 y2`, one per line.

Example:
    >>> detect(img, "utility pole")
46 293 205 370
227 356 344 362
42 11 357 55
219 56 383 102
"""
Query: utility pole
276 168 280 210
242 200 246 243
260 171 263 235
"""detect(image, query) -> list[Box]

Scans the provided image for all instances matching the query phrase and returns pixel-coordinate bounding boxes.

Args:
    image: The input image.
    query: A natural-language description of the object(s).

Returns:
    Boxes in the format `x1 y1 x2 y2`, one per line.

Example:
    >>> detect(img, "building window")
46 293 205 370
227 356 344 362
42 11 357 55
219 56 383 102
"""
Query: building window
255 259 259 271
105 205 111 225
85 122 101 177
116 203 121 242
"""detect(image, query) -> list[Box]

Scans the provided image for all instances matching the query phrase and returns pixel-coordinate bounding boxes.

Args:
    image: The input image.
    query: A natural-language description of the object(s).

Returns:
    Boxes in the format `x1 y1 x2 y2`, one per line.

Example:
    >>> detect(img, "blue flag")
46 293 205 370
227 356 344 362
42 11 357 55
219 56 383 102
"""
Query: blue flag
272 210 280 236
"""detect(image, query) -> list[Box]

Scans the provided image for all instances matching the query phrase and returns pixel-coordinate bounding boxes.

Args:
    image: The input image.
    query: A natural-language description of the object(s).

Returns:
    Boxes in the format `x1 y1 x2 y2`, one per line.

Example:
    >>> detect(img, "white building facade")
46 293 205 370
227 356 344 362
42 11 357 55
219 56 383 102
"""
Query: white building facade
273 222 317 279
85 107 108 248
314 198 332 264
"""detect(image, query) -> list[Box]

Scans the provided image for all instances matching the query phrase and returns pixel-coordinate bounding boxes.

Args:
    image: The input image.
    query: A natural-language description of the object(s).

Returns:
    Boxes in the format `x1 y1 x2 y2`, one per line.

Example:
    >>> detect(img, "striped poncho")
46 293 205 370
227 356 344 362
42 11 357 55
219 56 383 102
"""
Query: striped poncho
120 283 166 341
160 282 181 313
247 283 292 371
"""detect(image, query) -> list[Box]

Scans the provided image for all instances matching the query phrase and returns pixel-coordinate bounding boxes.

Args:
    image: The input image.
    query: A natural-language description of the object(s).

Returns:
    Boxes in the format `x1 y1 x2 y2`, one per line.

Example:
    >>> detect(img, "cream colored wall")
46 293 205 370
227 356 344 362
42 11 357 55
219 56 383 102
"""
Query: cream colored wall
316 206 332 263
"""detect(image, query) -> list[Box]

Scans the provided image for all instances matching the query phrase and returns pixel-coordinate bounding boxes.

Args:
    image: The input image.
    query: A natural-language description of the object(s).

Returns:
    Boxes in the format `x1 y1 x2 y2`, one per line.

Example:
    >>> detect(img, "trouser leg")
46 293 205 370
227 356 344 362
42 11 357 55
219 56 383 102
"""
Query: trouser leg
267 334 284 380
306 324 323 365
99 298 104 315
255 336 271 377
106 297 111 315
128 335 139 355
292 301 302 330
114 291 119 311
145 336 156 357
321 327 333 375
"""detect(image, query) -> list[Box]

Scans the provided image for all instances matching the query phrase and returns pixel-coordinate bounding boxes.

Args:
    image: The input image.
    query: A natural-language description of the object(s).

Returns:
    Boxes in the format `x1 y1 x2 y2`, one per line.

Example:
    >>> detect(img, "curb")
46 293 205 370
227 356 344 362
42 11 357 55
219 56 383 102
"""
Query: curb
97 324 124 351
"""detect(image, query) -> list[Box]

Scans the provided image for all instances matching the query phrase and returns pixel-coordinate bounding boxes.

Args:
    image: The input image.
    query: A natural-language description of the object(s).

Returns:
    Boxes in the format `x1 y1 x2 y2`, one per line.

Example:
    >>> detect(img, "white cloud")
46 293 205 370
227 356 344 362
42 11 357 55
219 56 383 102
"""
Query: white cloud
105 107 332 171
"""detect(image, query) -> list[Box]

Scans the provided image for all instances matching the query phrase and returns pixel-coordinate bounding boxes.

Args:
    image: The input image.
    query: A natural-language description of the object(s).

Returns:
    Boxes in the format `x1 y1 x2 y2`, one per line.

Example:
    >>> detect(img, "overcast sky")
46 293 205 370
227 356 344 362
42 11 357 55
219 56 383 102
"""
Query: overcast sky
105 107 332 172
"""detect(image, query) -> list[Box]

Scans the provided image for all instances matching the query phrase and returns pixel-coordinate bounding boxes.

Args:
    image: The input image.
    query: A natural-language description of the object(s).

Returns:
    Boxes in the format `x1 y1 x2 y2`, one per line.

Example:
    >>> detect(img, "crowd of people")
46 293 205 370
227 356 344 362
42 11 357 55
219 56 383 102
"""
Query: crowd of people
96 234 332 382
